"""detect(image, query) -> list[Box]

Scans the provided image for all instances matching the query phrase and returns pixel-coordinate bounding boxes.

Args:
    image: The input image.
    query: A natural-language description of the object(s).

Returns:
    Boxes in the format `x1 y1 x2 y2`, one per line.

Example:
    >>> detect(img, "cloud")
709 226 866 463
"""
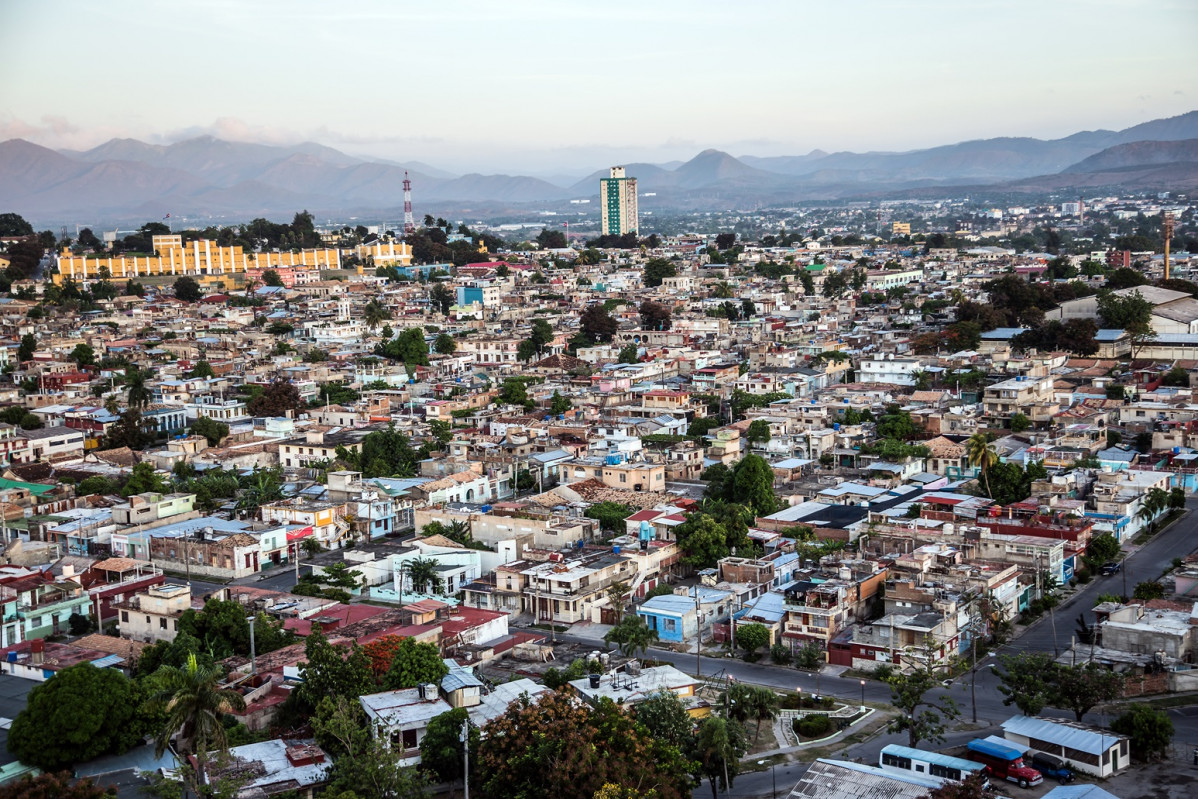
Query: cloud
160 117 306 147
0 114 126 151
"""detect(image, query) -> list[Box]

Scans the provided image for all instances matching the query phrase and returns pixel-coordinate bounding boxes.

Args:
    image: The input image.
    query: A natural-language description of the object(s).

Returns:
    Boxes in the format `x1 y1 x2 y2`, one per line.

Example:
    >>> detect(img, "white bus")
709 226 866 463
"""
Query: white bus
880 744 989 786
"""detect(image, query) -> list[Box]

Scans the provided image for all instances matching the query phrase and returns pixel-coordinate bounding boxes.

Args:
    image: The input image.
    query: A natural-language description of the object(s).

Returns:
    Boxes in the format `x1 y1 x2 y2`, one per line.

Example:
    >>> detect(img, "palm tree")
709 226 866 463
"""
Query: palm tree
363 299 391 331
965 433 998 498
603 614 658 659
606 581 631 622
125 367 153 411
695 716 737 799
1138 487 1170 531
150 653 246 786
745 686 779 742
447 519 472 544
405 557 444 595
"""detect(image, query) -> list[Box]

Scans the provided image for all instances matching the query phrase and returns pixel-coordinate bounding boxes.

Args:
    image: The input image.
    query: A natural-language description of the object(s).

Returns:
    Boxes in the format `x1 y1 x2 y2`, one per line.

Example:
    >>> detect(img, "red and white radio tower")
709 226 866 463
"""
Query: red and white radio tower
402 171 414 235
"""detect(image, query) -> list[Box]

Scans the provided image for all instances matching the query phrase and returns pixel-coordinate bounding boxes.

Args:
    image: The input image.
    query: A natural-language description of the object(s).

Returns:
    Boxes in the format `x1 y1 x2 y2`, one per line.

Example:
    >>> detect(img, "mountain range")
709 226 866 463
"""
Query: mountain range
3 111 1198 225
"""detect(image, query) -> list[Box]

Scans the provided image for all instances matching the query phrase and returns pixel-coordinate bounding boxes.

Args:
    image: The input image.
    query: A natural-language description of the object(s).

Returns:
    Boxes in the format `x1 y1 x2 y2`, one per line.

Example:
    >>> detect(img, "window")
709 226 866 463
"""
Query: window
401 729 418 750
121 611 129 623
882 753 912 770
160 618 167 629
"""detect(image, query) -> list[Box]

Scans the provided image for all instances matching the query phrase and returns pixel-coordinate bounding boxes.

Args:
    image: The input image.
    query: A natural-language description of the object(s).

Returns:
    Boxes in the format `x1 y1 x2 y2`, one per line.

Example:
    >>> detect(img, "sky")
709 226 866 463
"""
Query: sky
2 0 1196 176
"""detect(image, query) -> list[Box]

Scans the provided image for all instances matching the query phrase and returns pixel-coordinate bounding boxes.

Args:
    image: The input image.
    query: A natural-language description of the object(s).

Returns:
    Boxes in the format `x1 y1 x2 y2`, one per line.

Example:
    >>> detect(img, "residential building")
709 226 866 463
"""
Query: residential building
115 583 193 643
600 167 638 236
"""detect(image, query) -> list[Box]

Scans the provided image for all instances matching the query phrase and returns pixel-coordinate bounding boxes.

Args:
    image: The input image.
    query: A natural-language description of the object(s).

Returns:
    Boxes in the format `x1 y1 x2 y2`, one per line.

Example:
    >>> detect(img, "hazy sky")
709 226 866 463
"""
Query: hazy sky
2 0 1196 175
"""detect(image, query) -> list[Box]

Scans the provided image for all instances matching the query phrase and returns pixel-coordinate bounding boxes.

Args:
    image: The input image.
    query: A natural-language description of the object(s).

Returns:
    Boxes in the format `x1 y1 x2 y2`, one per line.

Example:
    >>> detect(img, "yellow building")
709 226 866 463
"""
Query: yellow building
892 222 911 236
54 235 341 284
354 241 412 266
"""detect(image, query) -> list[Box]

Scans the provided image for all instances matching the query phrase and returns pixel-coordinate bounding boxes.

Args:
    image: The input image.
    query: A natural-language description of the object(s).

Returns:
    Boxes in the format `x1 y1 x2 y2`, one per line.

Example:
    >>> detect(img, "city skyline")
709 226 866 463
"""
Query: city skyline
2 0 1196 175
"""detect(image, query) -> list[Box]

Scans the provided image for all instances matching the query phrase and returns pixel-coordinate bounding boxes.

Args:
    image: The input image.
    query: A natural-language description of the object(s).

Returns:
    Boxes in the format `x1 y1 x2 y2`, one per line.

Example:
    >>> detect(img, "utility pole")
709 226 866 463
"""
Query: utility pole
247 614 257 675
729 596 737 656
694 589 702 678
460 719 470 799
1163 212 1175 282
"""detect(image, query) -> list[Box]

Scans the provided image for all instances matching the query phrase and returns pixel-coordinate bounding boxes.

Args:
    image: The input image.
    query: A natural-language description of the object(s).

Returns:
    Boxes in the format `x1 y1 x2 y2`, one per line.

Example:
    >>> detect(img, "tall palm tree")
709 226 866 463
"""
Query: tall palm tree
150 653 246 786
125 367 153 411
745 686 779 742
363 299 391 331
405 557 444 595
965 433 998 498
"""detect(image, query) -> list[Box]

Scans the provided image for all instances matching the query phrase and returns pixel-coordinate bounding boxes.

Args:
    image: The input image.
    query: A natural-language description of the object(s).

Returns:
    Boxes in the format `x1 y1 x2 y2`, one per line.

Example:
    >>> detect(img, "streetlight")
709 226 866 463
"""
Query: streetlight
859 679 865 710
796 687 803 718
971 659 995 724
757 760 776 799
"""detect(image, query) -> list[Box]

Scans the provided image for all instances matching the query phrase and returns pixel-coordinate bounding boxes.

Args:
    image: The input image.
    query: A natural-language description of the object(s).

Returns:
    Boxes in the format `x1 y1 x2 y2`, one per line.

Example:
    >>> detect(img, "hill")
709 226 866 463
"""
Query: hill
2 109 1197 223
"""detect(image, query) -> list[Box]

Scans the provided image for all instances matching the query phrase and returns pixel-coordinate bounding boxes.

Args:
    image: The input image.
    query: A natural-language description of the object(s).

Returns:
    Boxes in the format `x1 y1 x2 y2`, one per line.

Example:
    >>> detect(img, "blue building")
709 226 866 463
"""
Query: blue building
636 594 699 643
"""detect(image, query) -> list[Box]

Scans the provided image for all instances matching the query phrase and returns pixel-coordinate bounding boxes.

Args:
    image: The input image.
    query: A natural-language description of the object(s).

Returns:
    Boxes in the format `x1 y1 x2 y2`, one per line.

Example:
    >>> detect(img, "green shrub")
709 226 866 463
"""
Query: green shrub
795 714 832 738
770 643 793 665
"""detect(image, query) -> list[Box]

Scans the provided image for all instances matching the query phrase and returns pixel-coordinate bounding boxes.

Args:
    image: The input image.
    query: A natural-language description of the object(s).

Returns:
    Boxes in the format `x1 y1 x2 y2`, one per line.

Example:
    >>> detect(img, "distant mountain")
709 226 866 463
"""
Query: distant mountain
1108 111 1198 145
3 110 1198 224
738 150 830 175
424 173 570 203
1062 138 1198 173
0 139 207 216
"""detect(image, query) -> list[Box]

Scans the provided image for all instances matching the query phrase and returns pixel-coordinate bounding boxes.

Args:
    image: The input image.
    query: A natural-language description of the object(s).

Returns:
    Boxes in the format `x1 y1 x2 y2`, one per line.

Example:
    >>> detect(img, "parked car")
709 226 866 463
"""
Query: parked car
1100 561 1122 576
1029 752 1075 783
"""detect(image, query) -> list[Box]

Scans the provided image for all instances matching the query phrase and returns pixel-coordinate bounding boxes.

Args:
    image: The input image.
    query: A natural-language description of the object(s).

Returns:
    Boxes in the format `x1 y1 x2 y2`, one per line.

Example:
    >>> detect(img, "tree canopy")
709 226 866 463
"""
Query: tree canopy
476 690 694 799
7 664 147 771
383 637 450 690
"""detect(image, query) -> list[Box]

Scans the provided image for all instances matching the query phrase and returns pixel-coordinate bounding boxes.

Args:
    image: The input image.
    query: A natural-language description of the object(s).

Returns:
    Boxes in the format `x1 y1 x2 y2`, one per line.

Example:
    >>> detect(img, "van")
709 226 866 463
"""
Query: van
1029 752 1074 783
966 738 1043 789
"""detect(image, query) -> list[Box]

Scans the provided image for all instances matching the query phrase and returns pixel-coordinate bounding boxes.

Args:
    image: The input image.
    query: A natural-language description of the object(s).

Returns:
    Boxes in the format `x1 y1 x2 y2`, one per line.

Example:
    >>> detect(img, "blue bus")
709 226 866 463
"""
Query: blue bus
880 744 990 785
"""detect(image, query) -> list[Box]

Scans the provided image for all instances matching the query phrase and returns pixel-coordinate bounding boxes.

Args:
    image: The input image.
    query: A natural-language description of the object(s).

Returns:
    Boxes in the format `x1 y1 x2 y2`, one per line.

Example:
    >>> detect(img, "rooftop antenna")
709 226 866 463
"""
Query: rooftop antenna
1163 212 1175 281
403 172 415 236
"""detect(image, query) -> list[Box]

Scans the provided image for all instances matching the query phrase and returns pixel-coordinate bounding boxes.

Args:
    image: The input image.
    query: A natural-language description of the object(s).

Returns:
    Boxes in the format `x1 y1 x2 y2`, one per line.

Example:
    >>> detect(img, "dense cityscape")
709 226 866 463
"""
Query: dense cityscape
3 2 1198 798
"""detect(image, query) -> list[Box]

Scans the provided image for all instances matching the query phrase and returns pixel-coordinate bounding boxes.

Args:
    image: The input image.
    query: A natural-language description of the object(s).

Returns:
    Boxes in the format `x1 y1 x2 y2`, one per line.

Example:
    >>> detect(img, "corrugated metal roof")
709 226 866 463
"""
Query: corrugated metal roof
787 759 940 799
1001 715 1124 757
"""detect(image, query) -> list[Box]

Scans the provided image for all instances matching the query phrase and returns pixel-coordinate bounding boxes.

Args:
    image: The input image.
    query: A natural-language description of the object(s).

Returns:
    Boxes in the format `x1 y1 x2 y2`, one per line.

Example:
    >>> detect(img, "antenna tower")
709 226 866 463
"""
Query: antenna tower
403 172 414 235
1163 211 1175 281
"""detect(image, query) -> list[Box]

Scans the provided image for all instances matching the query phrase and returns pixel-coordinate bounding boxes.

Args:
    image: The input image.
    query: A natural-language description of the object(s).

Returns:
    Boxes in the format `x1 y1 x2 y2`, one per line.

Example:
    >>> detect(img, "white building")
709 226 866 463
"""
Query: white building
858 356 926 386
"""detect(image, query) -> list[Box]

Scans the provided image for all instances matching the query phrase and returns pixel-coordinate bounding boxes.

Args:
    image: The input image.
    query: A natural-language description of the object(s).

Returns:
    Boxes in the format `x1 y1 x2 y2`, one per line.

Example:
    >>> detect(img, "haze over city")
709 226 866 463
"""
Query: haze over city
2 0 1196 175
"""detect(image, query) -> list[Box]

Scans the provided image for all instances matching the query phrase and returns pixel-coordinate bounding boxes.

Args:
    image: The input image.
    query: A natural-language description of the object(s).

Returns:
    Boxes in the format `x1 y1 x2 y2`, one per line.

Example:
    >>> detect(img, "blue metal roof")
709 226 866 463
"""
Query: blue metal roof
880 744 984 773
981 327 1028 339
